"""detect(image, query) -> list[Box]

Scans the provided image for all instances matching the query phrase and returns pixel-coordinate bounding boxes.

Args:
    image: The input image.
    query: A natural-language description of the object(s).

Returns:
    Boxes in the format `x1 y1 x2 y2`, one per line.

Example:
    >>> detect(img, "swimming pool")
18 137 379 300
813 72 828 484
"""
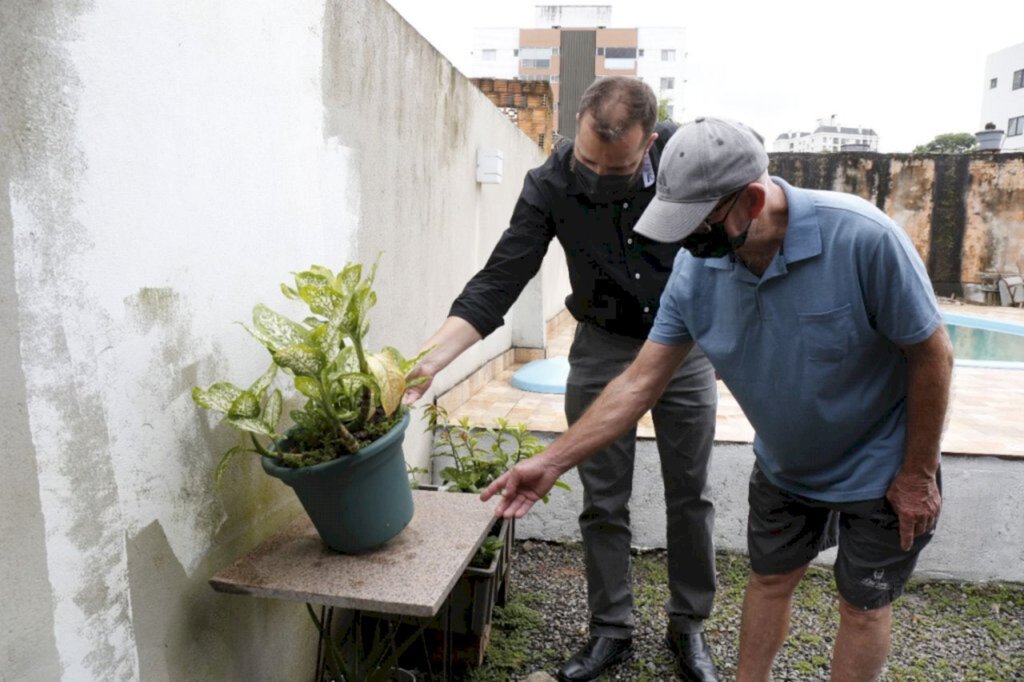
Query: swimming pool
943 312 1024 369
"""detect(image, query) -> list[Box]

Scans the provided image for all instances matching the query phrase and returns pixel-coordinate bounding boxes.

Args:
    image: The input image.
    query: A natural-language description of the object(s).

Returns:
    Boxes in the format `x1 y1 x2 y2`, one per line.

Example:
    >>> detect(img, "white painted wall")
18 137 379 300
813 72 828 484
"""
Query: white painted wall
981 41 1024 151
1 0 555 679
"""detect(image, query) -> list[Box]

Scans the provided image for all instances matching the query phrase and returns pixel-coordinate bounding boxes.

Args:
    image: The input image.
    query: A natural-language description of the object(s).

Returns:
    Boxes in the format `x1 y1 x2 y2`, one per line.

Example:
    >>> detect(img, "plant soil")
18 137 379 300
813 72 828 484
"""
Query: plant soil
276 411 405 468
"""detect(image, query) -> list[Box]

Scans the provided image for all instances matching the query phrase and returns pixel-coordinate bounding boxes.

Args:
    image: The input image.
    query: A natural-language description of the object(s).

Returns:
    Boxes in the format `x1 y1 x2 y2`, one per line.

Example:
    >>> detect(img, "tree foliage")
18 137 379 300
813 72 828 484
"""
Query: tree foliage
657 97 673 123
913 132 977 154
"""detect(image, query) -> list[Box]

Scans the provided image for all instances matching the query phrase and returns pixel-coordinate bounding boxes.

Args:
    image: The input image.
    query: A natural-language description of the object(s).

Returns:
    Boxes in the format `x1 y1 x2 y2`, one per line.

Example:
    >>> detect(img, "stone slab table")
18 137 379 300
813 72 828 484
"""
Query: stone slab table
210 490 501 677
211 490 499 614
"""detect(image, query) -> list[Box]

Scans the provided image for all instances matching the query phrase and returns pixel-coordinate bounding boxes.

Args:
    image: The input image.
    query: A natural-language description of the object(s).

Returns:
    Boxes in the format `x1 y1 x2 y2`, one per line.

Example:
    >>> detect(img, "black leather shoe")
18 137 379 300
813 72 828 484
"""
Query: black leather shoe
556 636 633 682
664 630 718 682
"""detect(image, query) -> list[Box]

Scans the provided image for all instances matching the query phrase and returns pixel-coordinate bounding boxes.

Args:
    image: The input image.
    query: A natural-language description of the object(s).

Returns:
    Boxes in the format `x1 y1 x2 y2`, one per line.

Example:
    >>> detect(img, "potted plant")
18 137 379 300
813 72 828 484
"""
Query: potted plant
192 259 428 554
419 404 568 661
976 122 1005 152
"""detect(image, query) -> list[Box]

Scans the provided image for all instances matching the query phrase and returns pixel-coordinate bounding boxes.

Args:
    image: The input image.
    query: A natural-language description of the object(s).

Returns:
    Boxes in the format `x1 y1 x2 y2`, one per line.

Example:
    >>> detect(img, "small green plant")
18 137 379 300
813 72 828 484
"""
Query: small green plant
424 403 570 499
307 604 425 682
469 535 505 569
192 259 429 482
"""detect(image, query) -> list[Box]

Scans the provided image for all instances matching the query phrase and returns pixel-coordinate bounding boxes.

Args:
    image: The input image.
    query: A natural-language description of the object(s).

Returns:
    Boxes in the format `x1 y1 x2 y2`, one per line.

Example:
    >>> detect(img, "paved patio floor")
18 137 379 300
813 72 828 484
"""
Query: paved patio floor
448 301 1024 459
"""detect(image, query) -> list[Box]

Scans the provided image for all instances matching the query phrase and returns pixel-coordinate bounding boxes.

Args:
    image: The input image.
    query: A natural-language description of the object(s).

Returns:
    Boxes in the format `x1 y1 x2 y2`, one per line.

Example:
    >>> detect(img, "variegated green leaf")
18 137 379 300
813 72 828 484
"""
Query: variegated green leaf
365 258 379 288
293 269 333 290
192 382 245 413
264 389 282 430
249 363 278 397
280 283 300 300
294 376 322 400
341 294 361 334
290 409 317 430
298 285 344 319
311 322 342 359
228 390 260 419
214 445 248 488
400 346 431 375
328 346 358 375
251 304 310 351
272 343 326 377
367 352 405 417
337 263 362 295
225 416 275 436
307 265 335 281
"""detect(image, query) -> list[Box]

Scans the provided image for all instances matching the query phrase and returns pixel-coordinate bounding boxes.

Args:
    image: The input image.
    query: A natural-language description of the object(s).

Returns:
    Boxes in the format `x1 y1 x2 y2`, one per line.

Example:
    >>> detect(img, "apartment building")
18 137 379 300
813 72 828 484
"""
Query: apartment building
469 5 686 137
981 41 1024 152
773 118 879 153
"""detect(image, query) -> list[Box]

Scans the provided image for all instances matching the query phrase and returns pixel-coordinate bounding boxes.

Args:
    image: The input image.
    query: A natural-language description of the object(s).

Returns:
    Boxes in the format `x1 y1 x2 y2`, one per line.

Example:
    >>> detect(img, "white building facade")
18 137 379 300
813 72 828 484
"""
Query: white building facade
637 27 687 122
774 122 879 153
981 41 1024 152
468 6 687 126
470 28 520 78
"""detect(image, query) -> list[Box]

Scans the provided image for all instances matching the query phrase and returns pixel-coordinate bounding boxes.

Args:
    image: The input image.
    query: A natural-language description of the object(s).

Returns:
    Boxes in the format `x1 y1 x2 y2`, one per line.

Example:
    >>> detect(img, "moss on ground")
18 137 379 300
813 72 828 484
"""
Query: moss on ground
468 546 1024 681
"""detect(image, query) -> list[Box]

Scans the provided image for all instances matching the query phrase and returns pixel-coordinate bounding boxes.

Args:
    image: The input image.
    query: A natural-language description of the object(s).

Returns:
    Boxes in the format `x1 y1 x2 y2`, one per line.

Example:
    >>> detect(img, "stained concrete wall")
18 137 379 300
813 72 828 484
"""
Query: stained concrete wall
516 439 1024 584
0 0 555 679
770 152 1024 299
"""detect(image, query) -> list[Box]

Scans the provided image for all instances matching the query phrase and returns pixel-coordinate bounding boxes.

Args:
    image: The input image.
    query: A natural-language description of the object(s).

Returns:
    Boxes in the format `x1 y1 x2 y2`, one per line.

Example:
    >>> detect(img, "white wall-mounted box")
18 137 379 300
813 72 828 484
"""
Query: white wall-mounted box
476 148 504 184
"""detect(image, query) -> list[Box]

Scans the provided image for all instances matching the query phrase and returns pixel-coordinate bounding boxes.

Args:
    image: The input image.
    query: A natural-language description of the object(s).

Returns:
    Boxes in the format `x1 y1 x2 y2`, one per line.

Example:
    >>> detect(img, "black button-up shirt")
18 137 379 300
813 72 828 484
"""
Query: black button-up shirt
450 121 684 341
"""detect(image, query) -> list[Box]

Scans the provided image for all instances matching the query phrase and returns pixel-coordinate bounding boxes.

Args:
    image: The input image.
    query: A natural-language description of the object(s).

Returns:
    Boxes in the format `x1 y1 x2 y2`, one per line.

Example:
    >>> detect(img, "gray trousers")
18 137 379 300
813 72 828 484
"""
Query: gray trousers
566 323 718 638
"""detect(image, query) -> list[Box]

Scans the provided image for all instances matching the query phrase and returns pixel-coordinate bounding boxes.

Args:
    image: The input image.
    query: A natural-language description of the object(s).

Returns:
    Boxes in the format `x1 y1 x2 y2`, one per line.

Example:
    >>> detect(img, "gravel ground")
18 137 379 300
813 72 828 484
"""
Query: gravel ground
465 540 1024 681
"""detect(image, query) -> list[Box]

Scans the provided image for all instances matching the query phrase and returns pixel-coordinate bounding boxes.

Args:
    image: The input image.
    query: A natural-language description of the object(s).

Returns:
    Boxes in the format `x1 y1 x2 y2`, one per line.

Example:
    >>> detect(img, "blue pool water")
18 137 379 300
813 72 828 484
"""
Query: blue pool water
943 313 1024 369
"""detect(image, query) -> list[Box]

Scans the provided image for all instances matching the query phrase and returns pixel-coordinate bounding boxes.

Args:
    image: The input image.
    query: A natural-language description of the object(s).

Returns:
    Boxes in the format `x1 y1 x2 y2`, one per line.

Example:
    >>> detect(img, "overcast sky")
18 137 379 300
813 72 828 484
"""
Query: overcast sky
385 0 1023 152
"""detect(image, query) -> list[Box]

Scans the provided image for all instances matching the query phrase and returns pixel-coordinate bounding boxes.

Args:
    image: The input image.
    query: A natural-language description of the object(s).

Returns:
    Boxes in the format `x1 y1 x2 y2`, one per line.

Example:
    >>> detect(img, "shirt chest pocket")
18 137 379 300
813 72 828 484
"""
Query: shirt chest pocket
797 304 856 362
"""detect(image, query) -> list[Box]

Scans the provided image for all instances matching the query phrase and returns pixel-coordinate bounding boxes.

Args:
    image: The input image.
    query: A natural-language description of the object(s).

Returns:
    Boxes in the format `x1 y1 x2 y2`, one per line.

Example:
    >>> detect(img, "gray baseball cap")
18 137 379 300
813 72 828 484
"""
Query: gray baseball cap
635 117 768 243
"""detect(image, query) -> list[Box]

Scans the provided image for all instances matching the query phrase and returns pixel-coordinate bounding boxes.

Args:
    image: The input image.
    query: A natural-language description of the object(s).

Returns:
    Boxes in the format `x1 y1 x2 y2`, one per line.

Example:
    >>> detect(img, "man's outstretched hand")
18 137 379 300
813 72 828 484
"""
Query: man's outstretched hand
402 362 434 406
480 457 564 518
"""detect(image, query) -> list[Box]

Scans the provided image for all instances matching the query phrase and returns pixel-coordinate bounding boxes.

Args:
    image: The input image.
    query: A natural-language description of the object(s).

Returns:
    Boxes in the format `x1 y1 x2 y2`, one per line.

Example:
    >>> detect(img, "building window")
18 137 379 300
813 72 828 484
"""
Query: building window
596 47 605 56
1009 115 1024 137
520 47 552 60
604 59 636 70
481 49 496 61
660 77 675 90
638 48 644 57
661 49 676 62
990 77 998 88
666 104 674 119
1014 69 1024 90
520 47 553 70
605 47 637 59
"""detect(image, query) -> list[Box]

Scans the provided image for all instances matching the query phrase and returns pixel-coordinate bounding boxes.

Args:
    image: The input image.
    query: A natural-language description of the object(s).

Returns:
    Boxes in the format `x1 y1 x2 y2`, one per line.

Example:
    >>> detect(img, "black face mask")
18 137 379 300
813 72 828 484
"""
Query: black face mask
680 224 734 258
681 193 750 258
573 160 640 203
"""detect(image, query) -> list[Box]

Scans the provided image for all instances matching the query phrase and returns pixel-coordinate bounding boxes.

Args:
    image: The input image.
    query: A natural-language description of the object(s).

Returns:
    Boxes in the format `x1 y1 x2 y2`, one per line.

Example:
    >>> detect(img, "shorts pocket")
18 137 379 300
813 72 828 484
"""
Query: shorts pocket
798 304 855 362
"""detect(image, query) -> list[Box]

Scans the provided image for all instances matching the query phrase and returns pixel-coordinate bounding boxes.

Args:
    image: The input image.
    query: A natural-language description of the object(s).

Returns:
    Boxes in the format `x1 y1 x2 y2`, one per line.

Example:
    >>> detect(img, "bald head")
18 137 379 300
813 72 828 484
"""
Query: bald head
577 76 658 142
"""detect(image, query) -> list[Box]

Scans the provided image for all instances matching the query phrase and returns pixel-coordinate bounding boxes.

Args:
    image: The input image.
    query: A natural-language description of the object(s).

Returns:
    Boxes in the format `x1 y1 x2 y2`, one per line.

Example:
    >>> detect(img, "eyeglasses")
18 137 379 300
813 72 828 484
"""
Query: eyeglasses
694 192 742 234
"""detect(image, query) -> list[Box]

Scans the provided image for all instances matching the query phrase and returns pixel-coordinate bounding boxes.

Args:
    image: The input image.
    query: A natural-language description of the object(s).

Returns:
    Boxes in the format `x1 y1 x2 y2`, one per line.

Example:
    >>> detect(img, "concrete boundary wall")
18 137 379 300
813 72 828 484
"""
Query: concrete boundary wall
514 438 1024 584
770 152 1024 299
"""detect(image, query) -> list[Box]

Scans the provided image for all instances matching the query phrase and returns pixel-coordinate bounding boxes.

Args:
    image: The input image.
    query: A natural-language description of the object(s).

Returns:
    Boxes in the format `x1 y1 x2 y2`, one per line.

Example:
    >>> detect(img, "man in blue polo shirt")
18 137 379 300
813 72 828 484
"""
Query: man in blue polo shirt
482 117 954 680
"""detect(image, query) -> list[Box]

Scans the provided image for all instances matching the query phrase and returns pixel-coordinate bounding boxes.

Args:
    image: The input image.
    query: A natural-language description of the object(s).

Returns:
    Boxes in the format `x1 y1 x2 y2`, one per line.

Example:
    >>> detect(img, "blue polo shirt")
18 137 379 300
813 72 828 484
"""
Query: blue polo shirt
648 178 942 502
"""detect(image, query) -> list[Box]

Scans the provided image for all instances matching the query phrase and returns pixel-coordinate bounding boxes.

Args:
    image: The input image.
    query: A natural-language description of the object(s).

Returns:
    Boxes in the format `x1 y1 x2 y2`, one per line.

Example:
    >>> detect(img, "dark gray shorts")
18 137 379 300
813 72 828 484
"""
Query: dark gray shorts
747 463 937 610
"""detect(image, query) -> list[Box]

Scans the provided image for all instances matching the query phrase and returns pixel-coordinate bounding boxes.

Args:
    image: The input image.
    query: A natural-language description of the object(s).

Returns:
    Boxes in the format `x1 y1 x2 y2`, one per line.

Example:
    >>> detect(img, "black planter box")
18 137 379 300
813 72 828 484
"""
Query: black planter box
448 513 514 636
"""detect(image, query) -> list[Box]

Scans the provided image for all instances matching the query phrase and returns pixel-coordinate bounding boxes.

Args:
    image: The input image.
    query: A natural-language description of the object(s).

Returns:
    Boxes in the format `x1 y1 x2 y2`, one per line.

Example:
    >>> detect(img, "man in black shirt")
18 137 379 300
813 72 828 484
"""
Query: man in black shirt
405 77 718 682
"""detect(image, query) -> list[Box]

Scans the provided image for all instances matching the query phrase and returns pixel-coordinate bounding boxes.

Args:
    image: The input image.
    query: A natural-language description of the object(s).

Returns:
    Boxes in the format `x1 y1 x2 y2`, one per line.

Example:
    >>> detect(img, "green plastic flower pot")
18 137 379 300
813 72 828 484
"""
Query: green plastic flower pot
262 413 414 553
